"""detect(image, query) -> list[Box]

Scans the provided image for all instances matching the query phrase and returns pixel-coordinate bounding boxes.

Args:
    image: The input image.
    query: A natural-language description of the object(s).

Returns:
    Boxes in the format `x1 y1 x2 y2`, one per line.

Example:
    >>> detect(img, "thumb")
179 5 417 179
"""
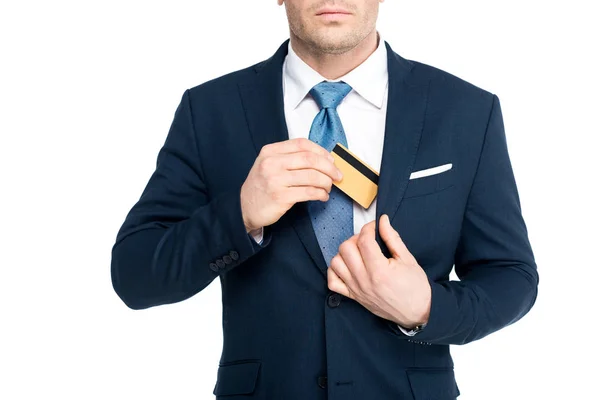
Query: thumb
379 214 408 260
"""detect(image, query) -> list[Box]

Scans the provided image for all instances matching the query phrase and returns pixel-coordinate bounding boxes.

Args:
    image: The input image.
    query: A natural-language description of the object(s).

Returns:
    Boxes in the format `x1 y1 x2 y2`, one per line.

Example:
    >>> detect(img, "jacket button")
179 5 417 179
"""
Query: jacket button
216 259 225 269
209 262 219 272
229 250 239 261
223 255 232 264
317 376 327 389
327 293 341 308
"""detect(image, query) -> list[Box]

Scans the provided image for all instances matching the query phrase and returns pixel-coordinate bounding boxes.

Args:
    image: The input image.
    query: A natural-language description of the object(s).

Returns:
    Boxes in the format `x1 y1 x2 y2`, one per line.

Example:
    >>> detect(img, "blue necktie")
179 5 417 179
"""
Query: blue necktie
307 81 353 267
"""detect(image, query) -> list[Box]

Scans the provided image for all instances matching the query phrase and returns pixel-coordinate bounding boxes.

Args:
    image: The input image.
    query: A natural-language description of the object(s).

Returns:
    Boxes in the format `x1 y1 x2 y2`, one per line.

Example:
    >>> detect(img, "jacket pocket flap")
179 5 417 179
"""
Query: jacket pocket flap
406 368 460 399
213 360 261 396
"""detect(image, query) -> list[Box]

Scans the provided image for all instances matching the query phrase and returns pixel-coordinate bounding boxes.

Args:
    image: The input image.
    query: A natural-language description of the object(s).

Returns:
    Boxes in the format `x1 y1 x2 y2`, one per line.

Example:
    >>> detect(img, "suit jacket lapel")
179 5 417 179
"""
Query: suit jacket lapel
238 40 330 276
375 42 431 258
237 39 431 276
238 40 289 156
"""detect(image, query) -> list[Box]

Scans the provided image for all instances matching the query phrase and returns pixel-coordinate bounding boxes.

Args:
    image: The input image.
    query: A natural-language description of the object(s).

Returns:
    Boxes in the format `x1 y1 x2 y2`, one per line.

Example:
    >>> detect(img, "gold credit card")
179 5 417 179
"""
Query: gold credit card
330 143 379 209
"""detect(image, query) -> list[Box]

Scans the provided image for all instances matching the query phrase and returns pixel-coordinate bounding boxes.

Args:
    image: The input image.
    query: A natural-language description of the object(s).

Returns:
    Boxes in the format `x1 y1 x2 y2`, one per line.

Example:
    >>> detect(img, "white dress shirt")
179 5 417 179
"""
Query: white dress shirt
249 33 418 336
251 31 387 244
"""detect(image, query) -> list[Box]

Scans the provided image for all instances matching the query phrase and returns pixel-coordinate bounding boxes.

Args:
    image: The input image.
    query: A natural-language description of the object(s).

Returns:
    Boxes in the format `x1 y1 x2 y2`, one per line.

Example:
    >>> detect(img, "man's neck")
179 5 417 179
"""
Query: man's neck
289 30 379 80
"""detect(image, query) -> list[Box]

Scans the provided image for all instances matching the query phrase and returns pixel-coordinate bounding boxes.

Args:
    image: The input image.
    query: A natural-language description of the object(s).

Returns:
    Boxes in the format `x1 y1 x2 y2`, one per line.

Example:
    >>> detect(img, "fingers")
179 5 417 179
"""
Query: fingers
262 138 332 160
337 235 369 287
257 143 343 206
356 220 385 267
246 138 343 229
284 169 334 193
379 214 416 264
329 253 353 286
280 151 343 183
327 266 351 298
283 186 330 204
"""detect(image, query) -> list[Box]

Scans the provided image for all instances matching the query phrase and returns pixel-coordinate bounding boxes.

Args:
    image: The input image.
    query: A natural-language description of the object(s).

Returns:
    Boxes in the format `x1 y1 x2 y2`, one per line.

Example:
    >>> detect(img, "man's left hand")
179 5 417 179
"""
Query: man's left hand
327 214 432 329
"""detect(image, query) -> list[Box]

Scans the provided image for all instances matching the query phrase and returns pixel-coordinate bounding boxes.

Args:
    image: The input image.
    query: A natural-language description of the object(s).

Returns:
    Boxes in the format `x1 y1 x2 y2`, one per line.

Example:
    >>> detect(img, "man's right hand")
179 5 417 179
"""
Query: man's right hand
240 138 343 233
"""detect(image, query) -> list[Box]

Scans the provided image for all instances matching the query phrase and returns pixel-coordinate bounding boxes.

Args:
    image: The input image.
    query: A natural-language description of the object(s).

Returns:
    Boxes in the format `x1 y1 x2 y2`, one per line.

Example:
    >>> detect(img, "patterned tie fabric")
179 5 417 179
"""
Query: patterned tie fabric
307 81 354 267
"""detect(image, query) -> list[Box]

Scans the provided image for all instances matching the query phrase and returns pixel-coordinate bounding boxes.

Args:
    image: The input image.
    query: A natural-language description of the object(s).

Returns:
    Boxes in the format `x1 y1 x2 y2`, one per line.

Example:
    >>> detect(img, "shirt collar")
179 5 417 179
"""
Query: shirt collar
283 31 388 110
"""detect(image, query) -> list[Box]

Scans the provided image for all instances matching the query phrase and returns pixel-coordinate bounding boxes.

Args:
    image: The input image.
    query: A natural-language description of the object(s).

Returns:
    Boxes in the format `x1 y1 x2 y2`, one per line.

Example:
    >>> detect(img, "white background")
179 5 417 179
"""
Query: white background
1 1 598 399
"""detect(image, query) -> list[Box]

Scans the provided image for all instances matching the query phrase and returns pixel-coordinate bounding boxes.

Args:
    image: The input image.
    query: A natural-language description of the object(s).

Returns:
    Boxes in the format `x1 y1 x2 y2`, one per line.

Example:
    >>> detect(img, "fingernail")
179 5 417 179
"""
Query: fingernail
337 170 343 180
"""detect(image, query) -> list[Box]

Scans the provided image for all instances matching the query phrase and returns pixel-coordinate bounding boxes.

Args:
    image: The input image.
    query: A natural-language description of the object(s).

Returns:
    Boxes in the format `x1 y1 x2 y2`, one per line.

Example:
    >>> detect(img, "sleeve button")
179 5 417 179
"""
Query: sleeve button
209 262 219 272
229 250 239 261
216 259 225 269
223 255 232 264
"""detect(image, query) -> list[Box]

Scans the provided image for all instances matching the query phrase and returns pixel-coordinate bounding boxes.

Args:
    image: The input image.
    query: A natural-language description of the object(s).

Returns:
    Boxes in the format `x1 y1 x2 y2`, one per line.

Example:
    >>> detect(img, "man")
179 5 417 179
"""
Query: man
111 0 539 398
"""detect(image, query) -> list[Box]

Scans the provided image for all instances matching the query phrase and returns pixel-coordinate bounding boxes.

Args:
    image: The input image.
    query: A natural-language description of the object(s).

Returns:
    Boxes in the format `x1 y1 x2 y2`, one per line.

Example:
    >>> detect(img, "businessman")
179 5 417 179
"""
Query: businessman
111 0 539 398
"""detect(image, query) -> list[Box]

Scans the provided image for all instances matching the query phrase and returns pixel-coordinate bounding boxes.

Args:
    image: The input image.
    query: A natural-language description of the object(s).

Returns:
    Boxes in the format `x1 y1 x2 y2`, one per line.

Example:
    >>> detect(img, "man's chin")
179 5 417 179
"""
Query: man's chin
309 35 356 54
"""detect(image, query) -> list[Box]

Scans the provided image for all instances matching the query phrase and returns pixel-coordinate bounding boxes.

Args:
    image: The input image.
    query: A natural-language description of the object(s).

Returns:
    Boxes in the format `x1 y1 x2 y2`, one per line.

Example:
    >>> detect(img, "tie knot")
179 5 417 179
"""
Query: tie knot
309 81 352 109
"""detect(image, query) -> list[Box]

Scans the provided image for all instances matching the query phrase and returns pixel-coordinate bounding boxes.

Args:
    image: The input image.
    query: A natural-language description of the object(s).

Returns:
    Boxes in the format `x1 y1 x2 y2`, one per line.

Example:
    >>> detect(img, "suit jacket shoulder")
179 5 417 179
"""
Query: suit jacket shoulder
410 58 494 98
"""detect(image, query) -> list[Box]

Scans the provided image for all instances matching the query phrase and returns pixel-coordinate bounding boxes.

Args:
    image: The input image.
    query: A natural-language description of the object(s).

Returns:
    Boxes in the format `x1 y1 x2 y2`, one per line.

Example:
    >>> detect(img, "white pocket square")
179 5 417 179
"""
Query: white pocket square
409 163 452 180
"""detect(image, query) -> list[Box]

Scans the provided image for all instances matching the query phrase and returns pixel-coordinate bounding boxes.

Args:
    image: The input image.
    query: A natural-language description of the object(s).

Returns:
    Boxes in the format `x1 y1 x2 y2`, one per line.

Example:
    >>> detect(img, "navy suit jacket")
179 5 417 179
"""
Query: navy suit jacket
111 39 538 400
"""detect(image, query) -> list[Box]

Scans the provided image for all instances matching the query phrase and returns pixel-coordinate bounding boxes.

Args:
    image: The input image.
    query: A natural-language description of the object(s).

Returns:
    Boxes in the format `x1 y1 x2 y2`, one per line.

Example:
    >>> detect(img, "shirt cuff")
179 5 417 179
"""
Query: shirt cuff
249 227 264 245
397 324 419 337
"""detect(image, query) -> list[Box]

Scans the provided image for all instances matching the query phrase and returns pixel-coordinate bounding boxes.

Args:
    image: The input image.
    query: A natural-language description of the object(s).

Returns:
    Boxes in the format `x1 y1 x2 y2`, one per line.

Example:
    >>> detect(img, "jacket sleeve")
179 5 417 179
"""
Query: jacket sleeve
110 89 272 310
393 94 539 345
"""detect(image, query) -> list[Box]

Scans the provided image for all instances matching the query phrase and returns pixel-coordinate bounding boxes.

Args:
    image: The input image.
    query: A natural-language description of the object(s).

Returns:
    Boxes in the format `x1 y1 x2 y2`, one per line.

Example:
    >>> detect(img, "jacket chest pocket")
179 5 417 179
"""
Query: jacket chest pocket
403 163 454 199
